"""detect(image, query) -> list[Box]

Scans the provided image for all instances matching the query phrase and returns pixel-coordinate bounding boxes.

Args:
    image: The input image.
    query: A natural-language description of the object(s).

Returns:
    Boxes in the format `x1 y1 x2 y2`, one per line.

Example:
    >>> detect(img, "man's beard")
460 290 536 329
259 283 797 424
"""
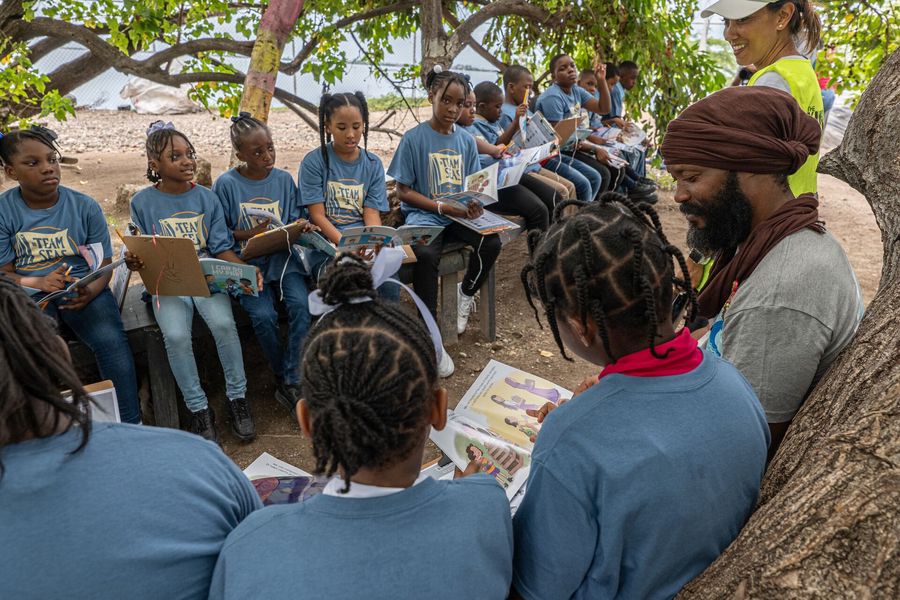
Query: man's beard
681 172 754 253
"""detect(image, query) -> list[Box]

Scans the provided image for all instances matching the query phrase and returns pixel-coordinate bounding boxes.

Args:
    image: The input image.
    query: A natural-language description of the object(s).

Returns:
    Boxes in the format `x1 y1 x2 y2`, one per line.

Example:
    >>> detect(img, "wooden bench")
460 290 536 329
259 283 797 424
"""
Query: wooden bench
69 216 524 429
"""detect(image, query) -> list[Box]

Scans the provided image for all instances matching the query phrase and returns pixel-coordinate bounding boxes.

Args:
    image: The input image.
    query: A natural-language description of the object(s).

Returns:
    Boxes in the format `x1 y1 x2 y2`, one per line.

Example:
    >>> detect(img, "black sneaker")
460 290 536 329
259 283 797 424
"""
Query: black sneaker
189 407 219 443
274 382 300 412
227 398 256 442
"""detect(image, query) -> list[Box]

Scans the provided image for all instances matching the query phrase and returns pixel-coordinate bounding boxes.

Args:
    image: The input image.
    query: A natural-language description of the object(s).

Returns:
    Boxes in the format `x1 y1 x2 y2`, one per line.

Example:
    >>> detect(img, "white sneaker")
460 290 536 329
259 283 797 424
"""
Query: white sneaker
438 347 455 378
457 283 476 334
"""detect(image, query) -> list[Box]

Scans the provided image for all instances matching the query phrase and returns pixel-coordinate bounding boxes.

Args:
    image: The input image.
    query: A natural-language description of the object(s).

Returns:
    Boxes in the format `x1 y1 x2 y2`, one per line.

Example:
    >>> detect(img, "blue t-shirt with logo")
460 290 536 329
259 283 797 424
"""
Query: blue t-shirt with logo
534 83 594 123
602 81 626 121
0 185 112 280
299 144 388 230
130 184 234 257
209 475 513 600
0 423 261 599
512 351 770 600
212 167 301 282
386 122 480 227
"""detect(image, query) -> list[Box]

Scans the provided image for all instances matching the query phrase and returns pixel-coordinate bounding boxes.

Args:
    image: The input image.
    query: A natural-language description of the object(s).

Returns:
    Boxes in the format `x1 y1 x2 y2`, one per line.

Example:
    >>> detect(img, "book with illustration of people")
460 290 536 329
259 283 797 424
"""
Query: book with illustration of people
337 225 444 251
442 164 520 236
199 258 258 297
429 360 573 500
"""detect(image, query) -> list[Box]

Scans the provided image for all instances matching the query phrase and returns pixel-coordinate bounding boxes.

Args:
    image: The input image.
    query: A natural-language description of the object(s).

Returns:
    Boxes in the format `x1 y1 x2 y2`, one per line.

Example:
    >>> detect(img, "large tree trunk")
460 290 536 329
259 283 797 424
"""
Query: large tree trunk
678 49 900 598
237 0 305 123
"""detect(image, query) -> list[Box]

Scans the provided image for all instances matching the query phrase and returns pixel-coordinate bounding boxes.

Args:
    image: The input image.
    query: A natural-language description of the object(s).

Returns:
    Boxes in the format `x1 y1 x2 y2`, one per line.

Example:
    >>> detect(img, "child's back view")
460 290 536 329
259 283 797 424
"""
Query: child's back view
210 255 513 600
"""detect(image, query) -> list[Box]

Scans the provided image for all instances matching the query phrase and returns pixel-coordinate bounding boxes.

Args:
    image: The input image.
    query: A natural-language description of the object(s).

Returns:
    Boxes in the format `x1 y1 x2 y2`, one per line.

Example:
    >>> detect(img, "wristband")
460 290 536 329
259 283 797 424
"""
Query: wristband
437 201 444 215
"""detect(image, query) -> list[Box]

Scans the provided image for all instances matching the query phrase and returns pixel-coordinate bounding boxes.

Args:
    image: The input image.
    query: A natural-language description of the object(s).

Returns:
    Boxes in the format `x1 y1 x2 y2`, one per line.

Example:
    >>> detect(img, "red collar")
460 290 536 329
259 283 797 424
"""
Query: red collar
598 328 703 380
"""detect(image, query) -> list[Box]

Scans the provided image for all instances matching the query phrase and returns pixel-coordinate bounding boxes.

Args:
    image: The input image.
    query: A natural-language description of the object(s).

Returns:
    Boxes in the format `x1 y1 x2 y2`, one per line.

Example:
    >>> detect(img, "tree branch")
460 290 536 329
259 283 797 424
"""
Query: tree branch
450 0 552 45
280 1 417 74
442 6 506 71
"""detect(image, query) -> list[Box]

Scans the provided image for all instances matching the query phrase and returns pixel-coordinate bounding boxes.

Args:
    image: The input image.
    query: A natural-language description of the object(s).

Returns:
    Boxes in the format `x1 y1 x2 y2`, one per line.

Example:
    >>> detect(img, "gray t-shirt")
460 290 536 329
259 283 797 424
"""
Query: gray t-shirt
705 229 863 422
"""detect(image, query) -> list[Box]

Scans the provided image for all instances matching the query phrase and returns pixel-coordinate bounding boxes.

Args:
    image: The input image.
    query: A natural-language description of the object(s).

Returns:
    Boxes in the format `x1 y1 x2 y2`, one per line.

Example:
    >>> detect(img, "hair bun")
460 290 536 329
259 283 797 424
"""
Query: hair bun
318 253 377 307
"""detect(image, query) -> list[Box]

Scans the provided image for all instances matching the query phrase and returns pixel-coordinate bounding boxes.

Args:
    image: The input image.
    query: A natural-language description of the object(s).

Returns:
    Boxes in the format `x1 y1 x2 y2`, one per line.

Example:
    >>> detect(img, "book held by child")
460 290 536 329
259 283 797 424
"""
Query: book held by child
429 359 573 500
442 164 520 235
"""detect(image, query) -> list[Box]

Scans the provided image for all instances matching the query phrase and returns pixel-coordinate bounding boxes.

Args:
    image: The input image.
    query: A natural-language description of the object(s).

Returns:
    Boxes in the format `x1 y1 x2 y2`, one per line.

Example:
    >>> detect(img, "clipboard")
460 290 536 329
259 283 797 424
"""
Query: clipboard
552 117 580 148
241 221 307 261
122 235 210 297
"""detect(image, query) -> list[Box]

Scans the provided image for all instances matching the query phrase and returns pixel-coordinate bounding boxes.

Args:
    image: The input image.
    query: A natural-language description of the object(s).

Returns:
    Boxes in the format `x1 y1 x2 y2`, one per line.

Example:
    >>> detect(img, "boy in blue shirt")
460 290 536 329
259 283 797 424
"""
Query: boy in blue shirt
0 277 261 600
215 113 313 413
513 196 769 600
0 127 141 424
501 65 602 202
210 255 513 600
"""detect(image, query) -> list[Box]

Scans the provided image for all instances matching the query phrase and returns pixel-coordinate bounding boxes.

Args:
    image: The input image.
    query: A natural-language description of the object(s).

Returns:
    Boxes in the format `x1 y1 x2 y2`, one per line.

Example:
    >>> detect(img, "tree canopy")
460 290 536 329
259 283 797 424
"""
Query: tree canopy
0 0 895 137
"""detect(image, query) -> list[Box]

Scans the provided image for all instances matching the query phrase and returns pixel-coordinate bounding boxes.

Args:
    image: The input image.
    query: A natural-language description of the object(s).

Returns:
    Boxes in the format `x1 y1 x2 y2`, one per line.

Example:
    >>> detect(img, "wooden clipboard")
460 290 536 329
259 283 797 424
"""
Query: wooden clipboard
552 117 579 147
122 235 210 297
241 221 307 261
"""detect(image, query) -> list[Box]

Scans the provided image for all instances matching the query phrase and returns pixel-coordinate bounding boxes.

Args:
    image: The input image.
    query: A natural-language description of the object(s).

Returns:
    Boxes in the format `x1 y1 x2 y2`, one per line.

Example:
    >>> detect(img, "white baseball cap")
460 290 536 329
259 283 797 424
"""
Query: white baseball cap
701 0 777 20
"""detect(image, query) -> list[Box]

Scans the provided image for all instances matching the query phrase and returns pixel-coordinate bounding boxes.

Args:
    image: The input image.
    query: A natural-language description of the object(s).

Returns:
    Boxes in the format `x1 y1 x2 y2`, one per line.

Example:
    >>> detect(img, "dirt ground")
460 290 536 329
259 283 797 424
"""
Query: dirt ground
1 109 883 471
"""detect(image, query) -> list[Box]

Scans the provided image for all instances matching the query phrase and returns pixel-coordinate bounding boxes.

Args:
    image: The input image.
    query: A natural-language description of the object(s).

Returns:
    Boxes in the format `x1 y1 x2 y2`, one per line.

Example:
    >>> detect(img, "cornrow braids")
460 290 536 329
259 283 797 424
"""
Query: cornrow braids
0 125 60 166
229 111 269 151
144 121 196 183
424 67 472 105
301 254 438 491
317 92 374 186
521 192 696 363
0 275 91 478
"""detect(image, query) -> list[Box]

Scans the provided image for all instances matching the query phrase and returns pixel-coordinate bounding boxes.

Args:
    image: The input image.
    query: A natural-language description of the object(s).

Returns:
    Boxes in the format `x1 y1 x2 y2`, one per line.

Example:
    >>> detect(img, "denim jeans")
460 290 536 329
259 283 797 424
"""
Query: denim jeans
239 271 309 386
46 288 141 424
152 292 247 412
544 155 602 202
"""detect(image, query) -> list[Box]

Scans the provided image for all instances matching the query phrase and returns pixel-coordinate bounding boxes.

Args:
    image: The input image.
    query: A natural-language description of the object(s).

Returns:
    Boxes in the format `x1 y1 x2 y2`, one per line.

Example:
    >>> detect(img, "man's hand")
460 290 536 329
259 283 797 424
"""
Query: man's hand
124 251 144 271
60 285 99 311
39 265 72 292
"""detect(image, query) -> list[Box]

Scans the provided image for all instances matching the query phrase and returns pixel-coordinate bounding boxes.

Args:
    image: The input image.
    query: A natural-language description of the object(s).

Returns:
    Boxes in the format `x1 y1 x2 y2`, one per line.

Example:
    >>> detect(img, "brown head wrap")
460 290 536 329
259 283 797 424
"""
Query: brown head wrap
660 86 821 175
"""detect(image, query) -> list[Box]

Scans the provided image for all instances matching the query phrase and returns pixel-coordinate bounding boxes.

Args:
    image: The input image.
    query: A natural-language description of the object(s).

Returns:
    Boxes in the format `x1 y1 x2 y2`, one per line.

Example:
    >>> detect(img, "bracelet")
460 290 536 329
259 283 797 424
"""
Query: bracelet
437 201 444 215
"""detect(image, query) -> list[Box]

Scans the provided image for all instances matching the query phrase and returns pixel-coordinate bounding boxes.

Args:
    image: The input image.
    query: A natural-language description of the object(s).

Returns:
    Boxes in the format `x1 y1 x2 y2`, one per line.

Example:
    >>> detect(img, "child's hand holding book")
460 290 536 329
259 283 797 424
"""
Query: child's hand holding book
38 264 73 292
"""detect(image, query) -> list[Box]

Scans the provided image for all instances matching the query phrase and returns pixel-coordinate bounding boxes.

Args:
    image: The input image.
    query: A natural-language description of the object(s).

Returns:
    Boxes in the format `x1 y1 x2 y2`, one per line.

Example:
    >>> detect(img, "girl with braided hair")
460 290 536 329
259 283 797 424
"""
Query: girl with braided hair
299 92 398 300
0 126 141 424
128 121 262 443
209 254 513 600
510 193 769 600
213 112 314 415
387 67 503 377
0 276 261 599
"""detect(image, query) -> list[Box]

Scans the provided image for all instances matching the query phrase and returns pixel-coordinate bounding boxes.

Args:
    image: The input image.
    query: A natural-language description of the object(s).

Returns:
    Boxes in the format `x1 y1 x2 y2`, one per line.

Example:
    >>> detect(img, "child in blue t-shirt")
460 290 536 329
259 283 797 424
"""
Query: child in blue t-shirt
576 69 656 202
0 277 261 600
213 113 314 413
298 91 398 300
127 121 261 443
500 65 600 203
513 195 769 600
387 68 502 376
0 126 141 424
208 255 513 600
535 54 620 195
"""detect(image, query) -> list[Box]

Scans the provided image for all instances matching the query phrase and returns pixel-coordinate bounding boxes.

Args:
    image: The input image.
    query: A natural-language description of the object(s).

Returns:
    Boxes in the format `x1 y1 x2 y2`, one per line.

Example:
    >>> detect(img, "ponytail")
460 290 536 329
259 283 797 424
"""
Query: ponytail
768 0 821 54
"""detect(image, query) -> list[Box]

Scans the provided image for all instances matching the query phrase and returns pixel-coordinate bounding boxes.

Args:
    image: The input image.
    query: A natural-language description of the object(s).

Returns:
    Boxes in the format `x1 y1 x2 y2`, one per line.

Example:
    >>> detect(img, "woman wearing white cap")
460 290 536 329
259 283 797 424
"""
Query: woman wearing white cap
702 0 823 196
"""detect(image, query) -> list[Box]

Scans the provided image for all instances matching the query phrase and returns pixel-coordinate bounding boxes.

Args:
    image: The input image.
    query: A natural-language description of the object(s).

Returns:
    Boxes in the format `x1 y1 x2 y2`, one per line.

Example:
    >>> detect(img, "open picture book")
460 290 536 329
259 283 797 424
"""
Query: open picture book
442 163 520 235
497 142 556 189
429 359 573 500
337 225 443 251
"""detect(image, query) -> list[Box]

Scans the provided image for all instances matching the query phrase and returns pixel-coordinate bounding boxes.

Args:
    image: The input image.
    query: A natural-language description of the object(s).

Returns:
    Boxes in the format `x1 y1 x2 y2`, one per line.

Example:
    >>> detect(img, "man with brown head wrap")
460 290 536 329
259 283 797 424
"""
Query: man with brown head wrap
662 86 862 456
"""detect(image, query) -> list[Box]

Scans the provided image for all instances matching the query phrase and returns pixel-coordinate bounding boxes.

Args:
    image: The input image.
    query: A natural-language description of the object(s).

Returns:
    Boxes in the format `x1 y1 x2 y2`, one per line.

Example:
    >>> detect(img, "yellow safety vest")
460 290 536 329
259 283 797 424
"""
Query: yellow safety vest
749 58 824 196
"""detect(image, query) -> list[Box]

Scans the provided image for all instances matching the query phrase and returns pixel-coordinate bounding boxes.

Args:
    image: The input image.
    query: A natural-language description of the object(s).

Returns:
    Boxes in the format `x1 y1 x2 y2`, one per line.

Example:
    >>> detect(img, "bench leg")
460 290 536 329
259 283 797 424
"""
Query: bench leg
146 329 181 430
479 267 497 341
440 272 459 346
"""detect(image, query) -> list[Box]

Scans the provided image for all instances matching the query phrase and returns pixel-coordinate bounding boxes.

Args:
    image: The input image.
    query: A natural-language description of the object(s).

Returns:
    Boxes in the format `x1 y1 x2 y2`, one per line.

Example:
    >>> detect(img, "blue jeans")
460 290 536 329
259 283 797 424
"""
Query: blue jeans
46 288 141 424
544 155 602 202
152 293 247 412
239 272 309 386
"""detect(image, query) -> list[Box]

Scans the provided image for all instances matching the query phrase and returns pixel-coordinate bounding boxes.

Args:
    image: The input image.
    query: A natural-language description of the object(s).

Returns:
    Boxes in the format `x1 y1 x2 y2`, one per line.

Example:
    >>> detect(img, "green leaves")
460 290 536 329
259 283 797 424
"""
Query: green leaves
0 36 74 129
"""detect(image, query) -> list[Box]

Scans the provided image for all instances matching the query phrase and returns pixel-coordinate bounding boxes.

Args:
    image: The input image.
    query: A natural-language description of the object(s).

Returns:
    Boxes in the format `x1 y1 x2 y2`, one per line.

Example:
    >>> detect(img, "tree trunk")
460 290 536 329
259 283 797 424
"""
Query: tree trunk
677 48 900 599
420 0 457 78
237 0 305 123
